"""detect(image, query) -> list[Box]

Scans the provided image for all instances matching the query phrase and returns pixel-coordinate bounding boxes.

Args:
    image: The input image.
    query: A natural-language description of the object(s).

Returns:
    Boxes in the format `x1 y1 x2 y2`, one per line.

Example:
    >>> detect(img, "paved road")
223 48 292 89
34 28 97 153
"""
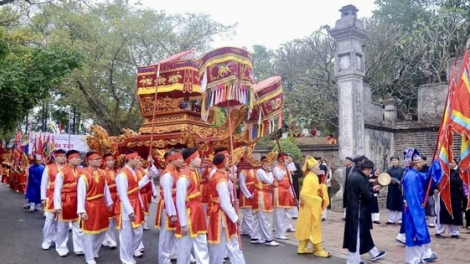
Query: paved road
0 185 343 264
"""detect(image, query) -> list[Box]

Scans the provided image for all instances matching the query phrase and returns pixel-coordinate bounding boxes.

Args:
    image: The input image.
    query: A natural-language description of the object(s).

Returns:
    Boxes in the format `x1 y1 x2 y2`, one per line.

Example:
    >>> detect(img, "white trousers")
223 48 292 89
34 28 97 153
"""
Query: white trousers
322 209 328 219
209 227 245 264
405 243 433 264
240 208 254 236
347 213 380 264
428 216 437 225
176 234 209 264
83 231 106 262
119 220 143 264
42 211 57 248
104 218 117 246
290 206 298 218
158 209 177 264
56 220 84 256
285 208 294 230
436 224 460 235
252 210 274 242
388 210 402 223
372 212 380 222
273 207 289 238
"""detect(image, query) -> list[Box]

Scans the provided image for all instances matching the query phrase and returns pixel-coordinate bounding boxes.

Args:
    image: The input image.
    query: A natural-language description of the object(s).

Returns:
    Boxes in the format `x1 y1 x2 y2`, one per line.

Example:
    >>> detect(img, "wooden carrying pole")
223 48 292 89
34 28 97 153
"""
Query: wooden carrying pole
148 63 161 157
226 102 242 249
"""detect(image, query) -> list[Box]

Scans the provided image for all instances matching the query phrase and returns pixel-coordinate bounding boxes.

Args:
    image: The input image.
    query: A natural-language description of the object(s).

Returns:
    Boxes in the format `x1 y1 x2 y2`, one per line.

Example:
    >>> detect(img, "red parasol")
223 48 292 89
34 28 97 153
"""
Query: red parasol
199 46 255 248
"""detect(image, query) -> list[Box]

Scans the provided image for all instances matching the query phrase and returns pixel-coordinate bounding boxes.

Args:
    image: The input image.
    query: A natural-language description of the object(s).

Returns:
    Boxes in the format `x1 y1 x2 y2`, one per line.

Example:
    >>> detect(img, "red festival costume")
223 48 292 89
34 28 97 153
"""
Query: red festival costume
79 168 109 234
175 167 207 238
58 165 80 221
207 170 237 244
115 166 145 229
155 164 178 230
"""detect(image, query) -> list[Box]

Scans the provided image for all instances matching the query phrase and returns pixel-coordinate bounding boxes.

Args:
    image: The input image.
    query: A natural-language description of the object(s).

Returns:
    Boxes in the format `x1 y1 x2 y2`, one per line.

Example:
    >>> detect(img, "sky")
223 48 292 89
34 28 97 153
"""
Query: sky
133 0 377 50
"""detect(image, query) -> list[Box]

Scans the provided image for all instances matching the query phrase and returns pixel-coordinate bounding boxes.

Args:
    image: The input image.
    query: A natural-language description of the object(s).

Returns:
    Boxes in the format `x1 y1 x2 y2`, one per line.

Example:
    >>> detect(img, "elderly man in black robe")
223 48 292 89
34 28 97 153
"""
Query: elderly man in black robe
342 156 355 220
343 159 386 264
436 158 463 238
386 156 405 225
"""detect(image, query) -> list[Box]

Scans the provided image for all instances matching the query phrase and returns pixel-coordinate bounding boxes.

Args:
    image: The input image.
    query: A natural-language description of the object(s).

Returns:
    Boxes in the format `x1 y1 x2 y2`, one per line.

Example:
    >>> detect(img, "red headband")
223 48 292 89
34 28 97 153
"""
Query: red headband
54 153 65 158
125 152 139 160
215 155 227 169
68 153 80 160
87 153 100 161
104 156 114 162
216 150 229 156
185 151 199 164
166 152 182 162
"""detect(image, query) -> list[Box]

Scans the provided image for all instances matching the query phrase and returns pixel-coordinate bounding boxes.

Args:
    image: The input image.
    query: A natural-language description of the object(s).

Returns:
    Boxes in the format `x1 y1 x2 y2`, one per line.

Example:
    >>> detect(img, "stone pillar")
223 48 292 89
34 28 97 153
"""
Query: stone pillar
382 96 400 123
328 5 369 211
329 4 368 159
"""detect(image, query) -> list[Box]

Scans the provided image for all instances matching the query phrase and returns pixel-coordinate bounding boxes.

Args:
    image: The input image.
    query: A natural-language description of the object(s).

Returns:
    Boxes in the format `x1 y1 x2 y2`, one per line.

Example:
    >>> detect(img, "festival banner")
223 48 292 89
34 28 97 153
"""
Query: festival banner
28 132 89 153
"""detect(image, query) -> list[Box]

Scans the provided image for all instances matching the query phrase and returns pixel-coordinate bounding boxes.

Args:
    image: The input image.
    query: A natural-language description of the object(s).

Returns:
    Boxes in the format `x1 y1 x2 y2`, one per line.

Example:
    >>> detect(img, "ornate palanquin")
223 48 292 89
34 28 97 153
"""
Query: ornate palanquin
86 47 284 167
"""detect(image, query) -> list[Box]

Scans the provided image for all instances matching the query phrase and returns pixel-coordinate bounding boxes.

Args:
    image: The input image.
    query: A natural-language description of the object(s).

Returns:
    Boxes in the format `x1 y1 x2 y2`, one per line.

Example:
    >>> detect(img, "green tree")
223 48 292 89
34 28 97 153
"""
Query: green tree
21 0 236 135
273 30 337 132
0 28 82 138
252 44 274 82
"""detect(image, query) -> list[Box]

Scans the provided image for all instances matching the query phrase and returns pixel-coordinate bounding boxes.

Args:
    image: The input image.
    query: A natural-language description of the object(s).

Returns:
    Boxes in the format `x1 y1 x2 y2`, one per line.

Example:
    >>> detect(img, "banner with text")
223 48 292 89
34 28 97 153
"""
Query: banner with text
29 132 89 153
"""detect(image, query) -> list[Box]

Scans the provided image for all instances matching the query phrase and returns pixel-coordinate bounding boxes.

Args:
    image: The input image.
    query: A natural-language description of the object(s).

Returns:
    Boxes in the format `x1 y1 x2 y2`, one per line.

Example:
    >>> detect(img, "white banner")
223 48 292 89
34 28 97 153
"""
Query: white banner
29 132 90 153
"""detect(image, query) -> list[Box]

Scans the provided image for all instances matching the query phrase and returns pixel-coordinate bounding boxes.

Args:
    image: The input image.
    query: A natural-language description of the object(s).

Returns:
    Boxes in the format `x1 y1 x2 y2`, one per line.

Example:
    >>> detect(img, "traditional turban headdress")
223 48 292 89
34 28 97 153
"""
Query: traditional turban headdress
302 155 318 175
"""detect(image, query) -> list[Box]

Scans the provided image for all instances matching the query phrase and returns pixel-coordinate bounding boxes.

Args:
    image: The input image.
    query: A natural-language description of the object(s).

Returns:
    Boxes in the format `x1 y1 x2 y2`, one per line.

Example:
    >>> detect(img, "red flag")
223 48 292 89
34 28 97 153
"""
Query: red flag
438 128 453 217
434 57 460 218
449 48 470 135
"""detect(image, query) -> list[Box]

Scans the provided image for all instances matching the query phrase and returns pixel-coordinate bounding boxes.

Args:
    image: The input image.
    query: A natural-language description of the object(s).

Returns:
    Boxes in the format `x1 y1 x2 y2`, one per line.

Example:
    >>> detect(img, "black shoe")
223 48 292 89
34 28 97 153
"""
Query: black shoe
385 221 394 225
451 235 460 239
423 253 437 262
321 218 326 221
372 251 386 261
435 233 441 238
373 221 381 224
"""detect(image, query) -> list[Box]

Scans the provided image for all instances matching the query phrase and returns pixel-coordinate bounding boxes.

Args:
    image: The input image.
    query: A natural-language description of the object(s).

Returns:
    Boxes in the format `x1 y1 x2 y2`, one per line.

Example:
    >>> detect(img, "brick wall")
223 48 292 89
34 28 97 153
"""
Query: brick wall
393 123 461 159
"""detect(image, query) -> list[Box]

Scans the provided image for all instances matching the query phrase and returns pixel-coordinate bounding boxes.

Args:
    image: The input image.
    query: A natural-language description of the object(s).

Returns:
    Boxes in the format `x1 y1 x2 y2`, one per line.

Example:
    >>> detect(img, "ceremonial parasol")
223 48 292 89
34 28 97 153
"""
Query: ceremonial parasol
246 76 284 140
199 46 255 248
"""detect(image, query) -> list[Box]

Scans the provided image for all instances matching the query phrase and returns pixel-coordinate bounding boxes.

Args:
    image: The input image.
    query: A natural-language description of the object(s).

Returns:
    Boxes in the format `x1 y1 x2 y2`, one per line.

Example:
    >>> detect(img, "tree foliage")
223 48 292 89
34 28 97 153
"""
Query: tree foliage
0 27 82 137
16 0 236 135
272 137 303 161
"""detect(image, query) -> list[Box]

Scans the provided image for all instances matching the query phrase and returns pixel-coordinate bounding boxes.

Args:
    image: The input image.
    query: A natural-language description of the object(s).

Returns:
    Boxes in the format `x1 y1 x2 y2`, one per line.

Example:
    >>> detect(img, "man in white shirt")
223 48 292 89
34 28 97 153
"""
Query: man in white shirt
156 149 183 264
208 153 246 264
40 149 66 250
76 151 114 264
115 150 157 264
251 156 279 247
